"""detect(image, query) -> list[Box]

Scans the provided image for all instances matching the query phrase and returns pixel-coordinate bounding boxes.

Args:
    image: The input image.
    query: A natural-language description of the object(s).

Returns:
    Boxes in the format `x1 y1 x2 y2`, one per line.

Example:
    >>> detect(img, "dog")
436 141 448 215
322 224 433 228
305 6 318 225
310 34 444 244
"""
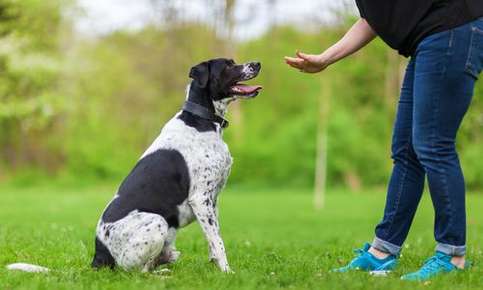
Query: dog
90 58 262 273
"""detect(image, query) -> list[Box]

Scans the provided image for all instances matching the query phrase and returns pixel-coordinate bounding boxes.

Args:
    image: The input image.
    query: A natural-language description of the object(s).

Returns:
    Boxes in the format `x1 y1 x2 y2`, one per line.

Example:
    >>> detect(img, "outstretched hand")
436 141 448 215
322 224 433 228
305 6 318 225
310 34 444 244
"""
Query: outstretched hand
284 51 329 73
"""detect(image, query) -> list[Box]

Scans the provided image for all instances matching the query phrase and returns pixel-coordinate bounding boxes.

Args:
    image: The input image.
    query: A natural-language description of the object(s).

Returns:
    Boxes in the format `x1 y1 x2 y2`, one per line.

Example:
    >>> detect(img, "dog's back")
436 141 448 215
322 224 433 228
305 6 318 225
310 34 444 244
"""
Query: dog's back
101 148 190 227
92 147 191 269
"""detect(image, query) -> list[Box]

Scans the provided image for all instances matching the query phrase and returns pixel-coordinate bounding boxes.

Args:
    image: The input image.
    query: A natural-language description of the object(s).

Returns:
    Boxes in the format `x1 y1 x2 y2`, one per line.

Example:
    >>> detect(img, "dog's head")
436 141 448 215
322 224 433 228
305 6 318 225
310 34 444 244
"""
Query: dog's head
189 58 262 102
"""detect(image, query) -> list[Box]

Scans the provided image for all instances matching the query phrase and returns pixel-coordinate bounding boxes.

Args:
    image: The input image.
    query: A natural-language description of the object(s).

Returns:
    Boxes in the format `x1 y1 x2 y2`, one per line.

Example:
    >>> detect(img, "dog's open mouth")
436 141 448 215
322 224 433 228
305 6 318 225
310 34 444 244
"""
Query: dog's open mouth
230 83 263 97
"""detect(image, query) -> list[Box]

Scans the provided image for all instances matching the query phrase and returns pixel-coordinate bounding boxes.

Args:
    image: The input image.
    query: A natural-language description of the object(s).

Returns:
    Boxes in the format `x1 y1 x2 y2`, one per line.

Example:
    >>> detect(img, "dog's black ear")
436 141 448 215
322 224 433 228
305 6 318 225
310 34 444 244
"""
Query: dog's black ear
189 61 210 88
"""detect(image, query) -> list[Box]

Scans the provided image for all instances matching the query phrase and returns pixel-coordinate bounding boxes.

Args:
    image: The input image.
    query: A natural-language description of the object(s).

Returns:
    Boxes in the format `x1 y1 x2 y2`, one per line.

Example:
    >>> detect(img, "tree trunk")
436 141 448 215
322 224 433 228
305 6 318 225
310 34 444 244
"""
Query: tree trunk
314 77 331 210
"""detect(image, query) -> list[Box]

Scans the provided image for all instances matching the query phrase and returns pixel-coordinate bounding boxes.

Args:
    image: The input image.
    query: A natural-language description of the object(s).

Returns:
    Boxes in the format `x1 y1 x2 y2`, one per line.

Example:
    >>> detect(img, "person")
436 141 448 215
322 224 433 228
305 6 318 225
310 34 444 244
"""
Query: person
285 0 483 281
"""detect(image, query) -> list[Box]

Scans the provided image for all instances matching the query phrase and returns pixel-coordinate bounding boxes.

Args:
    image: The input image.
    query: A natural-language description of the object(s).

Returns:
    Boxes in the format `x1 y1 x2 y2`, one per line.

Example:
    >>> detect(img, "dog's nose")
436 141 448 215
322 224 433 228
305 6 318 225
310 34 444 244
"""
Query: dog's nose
251 62 261 70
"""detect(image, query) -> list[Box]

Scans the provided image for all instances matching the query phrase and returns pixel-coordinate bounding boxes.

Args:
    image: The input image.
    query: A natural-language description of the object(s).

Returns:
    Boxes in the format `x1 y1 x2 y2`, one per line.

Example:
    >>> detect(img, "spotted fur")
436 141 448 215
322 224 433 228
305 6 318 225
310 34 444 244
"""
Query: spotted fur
92 59 261 273
94 105 233 272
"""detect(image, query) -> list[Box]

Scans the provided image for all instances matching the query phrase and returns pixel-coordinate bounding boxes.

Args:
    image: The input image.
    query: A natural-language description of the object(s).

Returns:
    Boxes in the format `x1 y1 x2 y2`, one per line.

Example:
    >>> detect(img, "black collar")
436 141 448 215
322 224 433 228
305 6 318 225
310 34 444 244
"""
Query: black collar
182 101 229 129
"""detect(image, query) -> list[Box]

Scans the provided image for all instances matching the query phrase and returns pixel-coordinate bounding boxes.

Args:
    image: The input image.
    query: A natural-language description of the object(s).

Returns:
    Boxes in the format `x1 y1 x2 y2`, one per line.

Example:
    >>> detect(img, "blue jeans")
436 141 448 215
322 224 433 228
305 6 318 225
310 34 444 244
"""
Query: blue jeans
372 18 483 257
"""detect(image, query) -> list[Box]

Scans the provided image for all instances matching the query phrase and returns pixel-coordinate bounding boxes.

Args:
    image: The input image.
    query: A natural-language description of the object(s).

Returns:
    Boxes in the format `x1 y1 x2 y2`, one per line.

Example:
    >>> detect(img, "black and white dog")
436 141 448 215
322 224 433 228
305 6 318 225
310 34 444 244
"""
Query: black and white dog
91 59 262 273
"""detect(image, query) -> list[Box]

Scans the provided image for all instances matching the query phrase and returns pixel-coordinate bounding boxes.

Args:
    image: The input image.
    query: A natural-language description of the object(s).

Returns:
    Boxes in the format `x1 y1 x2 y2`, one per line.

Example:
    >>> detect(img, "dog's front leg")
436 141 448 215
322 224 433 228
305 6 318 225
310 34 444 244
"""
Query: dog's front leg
207 202 221 262
189 194 231 273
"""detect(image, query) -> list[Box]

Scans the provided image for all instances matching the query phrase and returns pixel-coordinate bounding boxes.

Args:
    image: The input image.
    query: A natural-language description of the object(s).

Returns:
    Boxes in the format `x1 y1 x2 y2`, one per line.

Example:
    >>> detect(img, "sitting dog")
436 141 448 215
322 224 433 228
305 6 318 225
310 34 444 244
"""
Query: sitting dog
91 58 262 272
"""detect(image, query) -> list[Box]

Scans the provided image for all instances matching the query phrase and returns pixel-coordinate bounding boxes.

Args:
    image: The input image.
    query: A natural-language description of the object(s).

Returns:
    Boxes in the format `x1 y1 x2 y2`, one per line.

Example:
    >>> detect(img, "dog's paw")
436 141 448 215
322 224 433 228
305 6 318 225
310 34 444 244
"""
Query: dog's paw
217 263 234 273
208 256 233 273
222 267 235 274
158 250 181 265
169 250 181 263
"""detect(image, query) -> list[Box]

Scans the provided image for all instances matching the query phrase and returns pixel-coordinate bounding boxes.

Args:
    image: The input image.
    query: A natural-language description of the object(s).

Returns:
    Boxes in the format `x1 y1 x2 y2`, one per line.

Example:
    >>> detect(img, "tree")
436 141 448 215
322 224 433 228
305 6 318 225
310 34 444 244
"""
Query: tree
0 0 66 174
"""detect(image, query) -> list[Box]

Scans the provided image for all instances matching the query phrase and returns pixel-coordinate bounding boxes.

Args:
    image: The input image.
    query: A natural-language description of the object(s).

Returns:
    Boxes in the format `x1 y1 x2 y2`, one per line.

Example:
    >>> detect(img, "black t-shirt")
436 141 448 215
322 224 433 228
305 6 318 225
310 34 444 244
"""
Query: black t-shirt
355 0 483 57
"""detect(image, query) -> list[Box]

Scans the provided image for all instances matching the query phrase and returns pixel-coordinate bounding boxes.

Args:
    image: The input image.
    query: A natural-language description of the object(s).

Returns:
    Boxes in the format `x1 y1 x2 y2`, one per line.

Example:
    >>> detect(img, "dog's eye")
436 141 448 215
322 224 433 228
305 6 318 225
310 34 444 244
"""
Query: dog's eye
227 59 235 66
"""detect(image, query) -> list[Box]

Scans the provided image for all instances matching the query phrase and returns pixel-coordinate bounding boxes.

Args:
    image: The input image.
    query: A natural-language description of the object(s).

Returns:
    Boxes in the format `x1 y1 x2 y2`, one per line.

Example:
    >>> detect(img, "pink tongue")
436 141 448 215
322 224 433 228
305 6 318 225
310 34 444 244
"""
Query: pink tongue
232 84 262 94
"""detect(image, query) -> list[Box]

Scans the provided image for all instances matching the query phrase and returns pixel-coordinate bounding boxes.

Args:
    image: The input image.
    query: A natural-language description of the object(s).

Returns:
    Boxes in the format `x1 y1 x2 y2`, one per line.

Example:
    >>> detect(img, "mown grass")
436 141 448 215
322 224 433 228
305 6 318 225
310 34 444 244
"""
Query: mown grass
0 184 481 290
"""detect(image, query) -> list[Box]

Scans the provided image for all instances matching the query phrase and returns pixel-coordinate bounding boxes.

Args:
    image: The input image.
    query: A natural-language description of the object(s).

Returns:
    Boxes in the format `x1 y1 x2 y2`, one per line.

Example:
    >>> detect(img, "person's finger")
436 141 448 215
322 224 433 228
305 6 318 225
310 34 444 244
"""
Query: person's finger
286 61 304 70
296 51 311 61
284 56 304 64
296 51 316 62
284 57 305 68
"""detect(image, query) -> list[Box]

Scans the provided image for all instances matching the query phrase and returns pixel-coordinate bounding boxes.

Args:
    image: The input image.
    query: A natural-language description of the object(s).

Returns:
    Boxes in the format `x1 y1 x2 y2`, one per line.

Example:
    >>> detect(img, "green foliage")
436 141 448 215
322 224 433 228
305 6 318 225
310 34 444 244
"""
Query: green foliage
61 25 227 181
0 0 66 174
0 1 482 189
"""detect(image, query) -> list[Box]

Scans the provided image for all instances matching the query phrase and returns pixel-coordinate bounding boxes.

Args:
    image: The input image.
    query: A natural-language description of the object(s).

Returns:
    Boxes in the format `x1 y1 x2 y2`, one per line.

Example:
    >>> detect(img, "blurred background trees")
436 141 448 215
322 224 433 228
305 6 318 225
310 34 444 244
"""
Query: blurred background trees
0 0 481 190
0 0 66 174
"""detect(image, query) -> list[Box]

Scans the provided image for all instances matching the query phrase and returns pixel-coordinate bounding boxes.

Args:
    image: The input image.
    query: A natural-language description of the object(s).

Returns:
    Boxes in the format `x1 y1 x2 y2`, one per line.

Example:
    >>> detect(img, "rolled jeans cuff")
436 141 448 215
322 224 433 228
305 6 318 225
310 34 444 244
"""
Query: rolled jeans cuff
436 242 466 256
372 237 401 256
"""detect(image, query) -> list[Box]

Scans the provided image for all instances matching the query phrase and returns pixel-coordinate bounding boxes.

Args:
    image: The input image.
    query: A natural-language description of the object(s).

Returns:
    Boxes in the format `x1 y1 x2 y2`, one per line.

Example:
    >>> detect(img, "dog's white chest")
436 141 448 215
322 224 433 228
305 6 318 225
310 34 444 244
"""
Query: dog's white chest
188 135 232 189
142 116 232 227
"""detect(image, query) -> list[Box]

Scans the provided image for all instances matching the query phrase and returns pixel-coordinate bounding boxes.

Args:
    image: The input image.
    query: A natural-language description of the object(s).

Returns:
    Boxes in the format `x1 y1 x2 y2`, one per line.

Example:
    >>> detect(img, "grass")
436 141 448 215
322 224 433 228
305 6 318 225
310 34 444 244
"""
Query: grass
0 184 481 290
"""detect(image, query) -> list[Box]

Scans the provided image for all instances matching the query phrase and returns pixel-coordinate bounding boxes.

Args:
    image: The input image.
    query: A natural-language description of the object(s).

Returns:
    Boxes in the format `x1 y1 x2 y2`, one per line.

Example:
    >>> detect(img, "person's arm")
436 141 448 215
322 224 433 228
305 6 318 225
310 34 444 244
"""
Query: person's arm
285 18 377 73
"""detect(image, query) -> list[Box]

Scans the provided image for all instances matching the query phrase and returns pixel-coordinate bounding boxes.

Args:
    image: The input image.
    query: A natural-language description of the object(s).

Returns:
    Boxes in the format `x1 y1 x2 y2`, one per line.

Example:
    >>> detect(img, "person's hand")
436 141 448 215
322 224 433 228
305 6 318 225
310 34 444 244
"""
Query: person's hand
284 51 330 73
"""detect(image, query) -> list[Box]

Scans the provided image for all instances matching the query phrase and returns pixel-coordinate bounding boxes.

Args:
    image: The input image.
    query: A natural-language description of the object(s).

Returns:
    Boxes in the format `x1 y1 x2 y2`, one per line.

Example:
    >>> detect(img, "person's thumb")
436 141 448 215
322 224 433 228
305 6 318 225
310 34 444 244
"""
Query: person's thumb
296 51 314 62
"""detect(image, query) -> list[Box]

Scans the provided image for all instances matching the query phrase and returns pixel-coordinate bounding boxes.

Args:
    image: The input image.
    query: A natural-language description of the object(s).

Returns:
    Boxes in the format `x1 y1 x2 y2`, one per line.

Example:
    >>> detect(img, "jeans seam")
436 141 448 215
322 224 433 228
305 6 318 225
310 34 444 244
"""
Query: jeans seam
447 30 454 55
434 55 454 241
382 142 409 239
465 27 477 77
379 59 414 241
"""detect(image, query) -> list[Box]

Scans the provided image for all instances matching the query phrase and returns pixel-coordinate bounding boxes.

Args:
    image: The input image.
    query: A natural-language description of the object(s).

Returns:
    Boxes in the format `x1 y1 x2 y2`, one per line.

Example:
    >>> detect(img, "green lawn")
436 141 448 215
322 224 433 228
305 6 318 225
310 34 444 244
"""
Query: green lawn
0 184 481 290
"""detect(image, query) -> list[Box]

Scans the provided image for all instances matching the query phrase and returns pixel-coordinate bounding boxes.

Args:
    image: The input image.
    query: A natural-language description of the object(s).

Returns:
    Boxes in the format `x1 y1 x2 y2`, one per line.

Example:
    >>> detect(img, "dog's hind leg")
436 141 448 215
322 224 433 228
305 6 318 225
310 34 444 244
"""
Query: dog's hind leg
156 228 180 265
92 236 116 269
110 212 169 272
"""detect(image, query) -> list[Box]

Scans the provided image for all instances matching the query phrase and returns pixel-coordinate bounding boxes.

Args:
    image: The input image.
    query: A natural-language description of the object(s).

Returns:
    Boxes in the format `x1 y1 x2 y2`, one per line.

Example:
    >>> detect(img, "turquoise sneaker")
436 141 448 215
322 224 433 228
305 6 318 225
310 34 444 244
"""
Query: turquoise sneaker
332 243 398 275
401 252 464 281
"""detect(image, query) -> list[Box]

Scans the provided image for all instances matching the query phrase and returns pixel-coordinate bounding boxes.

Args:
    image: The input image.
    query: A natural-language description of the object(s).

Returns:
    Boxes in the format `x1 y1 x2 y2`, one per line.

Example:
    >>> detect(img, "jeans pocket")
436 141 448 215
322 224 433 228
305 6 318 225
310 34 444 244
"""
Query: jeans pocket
465 26 483 79
415 30 453 75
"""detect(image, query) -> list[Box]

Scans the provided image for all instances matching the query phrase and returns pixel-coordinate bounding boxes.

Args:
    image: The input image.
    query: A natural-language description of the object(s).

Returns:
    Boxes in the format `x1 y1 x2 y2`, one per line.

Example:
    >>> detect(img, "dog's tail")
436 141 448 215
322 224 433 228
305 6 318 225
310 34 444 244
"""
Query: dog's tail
6 263 49 273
